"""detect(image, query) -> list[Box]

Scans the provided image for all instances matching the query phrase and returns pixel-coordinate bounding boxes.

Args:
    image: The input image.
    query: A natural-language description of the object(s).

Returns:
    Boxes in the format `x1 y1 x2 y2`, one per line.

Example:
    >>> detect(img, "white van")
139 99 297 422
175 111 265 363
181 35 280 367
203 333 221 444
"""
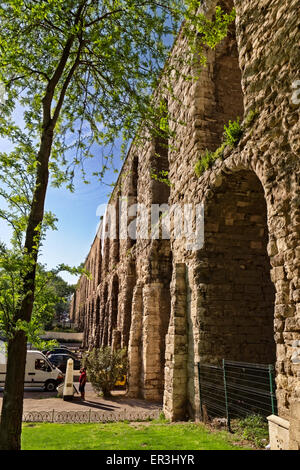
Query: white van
0 350 64 392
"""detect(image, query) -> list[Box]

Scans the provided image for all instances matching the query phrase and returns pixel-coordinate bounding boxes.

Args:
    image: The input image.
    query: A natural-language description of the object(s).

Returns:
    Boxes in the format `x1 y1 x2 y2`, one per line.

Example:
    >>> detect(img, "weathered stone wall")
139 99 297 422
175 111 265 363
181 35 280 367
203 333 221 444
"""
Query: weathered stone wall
71 0 300 444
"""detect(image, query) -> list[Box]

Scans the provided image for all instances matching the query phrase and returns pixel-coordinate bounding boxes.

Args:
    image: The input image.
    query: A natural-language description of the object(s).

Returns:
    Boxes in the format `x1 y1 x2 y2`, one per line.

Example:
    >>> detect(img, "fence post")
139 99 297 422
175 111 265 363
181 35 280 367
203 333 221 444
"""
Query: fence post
197 362 203 421
268 364 276 415
222 359 231 432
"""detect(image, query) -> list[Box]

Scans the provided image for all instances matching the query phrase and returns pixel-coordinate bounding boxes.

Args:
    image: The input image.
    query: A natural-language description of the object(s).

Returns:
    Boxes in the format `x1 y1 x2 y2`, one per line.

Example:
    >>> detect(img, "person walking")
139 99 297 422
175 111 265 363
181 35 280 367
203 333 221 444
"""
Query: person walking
79 367 87 401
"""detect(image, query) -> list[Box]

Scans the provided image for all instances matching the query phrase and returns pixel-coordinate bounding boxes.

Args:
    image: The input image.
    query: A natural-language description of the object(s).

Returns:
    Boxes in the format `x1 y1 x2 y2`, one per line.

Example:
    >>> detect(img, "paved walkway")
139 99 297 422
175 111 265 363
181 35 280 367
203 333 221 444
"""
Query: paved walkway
0 384 162 422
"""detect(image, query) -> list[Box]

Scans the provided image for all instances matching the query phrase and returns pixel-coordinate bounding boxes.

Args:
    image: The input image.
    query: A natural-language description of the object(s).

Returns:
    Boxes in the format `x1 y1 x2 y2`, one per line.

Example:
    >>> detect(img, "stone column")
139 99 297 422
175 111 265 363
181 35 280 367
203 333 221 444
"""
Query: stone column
163 263 188 420
142 282 166 401
121 277 136 349
111 329 122 352
127 283 143 397
289 399 300 450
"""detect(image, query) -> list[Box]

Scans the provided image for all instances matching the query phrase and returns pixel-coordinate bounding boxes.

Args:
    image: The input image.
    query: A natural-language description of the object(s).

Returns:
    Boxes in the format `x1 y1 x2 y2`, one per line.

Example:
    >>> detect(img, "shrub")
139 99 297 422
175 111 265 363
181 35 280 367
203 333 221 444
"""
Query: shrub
194 143 226 177
223 117 243 147
82 347 128 398
232 414 269 448
195 149 215 176
195 113 256 178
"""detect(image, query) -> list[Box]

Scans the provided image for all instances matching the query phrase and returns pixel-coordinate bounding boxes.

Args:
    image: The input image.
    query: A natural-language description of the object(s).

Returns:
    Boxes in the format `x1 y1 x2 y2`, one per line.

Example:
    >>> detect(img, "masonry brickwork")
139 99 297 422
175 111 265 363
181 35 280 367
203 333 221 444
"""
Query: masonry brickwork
70 0 300 446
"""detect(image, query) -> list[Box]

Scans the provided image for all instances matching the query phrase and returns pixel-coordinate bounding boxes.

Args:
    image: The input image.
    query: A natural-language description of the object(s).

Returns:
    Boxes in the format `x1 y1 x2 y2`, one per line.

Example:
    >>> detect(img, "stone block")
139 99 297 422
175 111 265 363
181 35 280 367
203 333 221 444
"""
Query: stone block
289 401 300 450
267 415 290 450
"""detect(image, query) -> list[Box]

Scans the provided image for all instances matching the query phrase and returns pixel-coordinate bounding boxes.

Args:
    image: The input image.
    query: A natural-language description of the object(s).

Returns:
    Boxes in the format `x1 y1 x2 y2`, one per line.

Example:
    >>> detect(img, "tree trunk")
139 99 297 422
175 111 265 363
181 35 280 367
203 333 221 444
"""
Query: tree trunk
0 127 53 450
0 331 27 450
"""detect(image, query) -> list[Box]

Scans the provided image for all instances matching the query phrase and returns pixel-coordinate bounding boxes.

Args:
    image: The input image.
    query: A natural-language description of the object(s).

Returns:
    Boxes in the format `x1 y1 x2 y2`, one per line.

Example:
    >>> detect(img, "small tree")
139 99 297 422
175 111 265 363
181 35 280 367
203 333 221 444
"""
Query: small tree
45 273 76 327
83 346 128 398
0 242 73 346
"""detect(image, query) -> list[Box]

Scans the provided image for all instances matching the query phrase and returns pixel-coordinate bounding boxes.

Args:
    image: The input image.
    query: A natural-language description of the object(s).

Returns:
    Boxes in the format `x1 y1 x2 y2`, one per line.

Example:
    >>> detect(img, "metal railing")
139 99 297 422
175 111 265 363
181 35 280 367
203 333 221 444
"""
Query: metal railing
197 359 277 430
22 408 162 424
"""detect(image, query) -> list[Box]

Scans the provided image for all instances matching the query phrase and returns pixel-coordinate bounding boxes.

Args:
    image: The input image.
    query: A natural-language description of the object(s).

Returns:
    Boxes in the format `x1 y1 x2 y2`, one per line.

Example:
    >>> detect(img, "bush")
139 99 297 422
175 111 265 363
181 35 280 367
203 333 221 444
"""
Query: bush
194 116 242 178
232 414 269 448
195 149 216 176
82 347 128 398
194 112 258 178
223 117 243 147
194 143 226 177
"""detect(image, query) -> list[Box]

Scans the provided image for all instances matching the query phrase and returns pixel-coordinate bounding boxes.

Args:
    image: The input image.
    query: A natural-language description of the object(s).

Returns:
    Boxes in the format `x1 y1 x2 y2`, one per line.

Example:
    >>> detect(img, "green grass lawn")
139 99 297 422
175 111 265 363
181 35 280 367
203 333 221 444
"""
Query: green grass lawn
21 421 252 450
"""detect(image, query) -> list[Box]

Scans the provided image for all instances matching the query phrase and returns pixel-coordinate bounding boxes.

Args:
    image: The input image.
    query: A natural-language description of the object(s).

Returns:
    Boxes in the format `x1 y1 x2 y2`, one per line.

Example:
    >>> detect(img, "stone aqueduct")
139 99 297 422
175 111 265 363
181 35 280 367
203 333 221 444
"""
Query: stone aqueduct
70 0 300 446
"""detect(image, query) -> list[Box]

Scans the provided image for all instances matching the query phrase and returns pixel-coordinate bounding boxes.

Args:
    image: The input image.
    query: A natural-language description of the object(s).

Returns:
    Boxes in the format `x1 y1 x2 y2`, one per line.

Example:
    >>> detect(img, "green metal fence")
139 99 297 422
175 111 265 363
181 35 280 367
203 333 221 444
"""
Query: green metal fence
197 360 277 430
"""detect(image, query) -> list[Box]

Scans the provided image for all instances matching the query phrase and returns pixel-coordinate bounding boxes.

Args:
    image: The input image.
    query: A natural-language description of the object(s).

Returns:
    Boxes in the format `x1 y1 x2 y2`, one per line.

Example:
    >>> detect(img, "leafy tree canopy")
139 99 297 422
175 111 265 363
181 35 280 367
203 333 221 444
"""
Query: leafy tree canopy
0 1 185 193
0 241 75 347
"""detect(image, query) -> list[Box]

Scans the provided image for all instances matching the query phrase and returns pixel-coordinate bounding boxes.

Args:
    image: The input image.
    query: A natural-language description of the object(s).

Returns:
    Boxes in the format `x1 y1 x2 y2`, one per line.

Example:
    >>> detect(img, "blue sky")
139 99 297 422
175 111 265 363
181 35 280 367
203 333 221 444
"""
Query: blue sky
0 128 123 285
41 154 123 284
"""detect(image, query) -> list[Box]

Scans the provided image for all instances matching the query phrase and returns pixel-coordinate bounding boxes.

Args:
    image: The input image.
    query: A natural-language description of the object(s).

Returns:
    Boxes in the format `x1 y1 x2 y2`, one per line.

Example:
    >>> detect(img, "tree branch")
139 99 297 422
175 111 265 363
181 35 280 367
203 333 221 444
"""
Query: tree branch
52 41 85 125
85 8 124 27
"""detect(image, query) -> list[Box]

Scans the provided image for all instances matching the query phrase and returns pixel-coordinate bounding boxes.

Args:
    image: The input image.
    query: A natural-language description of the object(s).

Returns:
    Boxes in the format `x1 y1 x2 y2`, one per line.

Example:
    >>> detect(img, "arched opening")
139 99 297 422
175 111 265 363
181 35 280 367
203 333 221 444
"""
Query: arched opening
95 295 101 348
100 283 108 347
97 238 102 286
111 195 120 264
122 260 137 350
127 155 139 249
109 274 119 345
197 170 276 364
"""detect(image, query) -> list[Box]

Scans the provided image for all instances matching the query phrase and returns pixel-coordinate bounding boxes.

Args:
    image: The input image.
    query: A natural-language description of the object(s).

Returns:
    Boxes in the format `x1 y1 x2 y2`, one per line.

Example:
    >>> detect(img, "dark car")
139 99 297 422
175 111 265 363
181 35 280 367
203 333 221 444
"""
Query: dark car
43 347 76 357
47 353 81 373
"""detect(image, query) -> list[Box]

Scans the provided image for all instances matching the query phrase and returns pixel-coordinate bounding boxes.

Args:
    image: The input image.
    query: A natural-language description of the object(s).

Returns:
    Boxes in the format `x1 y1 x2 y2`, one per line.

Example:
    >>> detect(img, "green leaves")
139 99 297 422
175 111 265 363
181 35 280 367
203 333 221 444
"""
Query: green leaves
182 4 236 76
0 1 235 193
195 116 243 178
0 242 81 343
195 6 236 49
83 346 128 397
0 1 183 177
223 117 243 148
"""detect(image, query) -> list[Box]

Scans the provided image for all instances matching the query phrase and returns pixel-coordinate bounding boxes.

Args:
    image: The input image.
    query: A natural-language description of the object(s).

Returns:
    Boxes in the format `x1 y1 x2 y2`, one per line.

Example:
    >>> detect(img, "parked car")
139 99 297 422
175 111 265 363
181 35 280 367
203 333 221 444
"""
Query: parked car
0 350 64 392
47 353 81 373
43 346 76 357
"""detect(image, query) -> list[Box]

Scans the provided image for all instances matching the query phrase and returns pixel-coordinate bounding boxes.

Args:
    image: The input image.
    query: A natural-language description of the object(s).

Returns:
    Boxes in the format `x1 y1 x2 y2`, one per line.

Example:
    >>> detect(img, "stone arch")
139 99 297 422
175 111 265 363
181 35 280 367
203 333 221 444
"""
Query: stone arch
188 146 300 421
189 0 244 160
109 274 119 345
100 283 108 347
196 168 276 365
103 217 110 274
94 295 101 348
127 155 139 249
97 239 102 285
164 159 281 421
83 302 93 349
121 260 137 349
111 195 120 265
